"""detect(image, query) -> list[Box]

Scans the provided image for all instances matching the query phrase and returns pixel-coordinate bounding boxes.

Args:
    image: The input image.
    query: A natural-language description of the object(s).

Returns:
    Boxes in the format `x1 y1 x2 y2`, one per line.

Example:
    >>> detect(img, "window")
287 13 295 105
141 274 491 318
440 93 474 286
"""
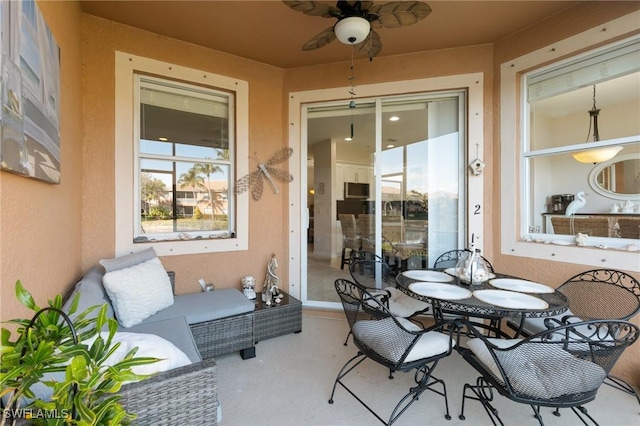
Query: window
115 53 249 256
500 11 640 271
136 76 234 240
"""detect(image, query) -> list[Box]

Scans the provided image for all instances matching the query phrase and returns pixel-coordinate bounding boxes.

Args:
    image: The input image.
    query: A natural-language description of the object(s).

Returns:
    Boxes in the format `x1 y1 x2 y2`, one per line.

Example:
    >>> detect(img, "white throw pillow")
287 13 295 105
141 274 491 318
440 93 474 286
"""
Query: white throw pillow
103 257 173 328
86 331 191 376
18 332 191 404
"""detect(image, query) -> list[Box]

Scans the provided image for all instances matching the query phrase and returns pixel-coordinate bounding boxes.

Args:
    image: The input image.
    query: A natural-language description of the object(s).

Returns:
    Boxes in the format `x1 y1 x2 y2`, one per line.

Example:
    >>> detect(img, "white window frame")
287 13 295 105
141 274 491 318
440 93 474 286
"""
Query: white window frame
115 52 249 257
500 11 640 272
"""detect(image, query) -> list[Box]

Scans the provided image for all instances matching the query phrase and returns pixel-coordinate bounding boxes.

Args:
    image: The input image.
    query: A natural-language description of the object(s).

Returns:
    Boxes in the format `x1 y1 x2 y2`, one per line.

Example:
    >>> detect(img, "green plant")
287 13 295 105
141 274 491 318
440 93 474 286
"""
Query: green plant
0 281 159 426
148 206 170 219
192 206 204 220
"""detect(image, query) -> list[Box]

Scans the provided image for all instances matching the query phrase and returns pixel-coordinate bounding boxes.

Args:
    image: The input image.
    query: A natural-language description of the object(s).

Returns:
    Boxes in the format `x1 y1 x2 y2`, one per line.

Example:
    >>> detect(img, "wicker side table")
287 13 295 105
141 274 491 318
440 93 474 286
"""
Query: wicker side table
253 291 302 342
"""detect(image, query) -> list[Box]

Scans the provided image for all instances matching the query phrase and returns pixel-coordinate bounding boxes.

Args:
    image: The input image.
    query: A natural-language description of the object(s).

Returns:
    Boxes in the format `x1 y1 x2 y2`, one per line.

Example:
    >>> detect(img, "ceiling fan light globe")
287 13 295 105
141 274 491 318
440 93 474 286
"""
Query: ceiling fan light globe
334 17 370 45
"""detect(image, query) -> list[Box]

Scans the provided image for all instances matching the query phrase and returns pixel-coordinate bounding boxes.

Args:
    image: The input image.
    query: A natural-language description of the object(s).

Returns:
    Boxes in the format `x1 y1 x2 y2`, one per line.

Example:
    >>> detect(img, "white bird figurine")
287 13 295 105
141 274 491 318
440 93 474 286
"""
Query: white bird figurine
565 191 588 235
564 192 588 217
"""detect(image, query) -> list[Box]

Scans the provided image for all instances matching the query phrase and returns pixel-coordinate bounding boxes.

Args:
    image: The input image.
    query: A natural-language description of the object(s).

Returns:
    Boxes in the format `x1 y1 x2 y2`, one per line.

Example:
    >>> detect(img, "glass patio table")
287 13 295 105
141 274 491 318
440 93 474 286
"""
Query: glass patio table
395 269 569 337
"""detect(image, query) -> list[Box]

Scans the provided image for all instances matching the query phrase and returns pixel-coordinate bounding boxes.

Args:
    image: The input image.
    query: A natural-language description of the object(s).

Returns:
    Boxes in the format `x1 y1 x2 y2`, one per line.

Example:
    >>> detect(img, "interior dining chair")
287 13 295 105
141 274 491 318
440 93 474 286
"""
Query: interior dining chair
506 268 640 409
358 214 375 253
406 250 428 270
457 318 639 426
330 278 454 425
338 214 362 270
433 249 494 272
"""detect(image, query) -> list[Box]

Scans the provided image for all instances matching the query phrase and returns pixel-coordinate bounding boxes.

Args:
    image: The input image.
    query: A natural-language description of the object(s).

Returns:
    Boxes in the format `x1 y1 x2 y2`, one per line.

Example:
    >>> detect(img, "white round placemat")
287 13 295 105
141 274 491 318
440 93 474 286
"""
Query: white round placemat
409 282 472 300
488 278 554 294
473 289 549 310
402 270 454 282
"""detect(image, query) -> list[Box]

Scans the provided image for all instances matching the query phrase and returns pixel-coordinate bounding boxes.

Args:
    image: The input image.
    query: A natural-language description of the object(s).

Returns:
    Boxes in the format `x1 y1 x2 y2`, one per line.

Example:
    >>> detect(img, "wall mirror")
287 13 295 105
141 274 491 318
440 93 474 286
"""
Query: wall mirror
589 153 640 200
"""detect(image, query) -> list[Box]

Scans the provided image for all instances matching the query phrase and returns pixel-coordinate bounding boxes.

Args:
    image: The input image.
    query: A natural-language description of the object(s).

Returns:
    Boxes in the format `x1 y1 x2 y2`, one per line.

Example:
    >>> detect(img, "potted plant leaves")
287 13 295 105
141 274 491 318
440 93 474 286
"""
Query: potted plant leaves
1 281 159 425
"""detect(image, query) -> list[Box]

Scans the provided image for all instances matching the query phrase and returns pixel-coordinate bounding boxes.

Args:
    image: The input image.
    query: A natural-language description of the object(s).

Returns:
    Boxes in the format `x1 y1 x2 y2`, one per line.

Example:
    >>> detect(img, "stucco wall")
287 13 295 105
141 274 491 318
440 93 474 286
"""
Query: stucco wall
0 1 84 322
81 14 288 296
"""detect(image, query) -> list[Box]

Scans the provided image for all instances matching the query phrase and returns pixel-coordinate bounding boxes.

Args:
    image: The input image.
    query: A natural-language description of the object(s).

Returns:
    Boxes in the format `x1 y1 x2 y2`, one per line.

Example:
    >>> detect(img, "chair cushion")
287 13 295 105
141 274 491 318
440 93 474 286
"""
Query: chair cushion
466 337 607 400
385 287 430 318
352 317 453 363
138 288 255 325
99 247 158 272
63 266 114 323
514 309 576 335
125 316 202 363
103 257 174 328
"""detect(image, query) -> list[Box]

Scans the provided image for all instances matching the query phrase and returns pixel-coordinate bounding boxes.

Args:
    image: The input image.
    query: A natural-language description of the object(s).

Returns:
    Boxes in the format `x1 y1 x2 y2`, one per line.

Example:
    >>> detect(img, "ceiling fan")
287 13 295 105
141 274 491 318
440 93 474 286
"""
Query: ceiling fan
283 1 432 59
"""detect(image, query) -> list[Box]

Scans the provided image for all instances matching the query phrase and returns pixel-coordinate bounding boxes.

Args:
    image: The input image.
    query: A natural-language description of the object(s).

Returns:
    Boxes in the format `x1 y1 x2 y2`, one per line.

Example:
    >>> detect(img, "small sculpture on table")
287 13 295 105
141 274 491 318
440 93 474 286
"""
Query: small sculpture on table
241 276 257 300
262 253 283 305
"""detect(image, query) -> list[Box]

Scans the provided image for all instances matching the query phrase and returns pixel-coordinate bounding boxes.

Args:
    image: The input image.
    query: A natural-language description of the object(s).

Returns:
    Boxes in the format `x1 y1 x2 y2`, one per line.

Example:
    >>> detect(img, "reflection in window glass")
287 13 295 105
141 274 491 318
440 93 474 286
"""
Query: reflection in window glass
524 37 640 244
381 96 462 265
136 76 234 241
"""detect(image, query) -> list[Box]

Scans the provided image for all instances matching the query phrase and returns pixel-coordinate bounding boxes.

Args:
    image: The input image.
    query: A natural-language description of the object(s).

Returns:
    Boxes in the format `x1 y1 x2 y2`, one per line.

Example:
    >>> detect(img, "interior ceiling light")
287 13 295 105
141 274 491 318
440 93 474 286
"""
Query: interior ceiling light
158 137 168 141
389 116 400 121
572 85 622 164
334 16 371 45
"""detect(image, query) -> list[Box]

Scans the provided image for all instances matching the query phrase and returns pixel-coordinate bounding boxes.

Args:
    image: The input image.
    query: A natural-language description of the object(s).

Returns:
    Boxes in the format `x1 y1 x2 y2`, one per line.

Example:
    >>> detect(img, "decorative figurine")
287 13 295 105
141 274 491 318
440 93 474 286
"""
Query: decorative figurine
262 253 281 302
242 276 257 300
575 233 589 247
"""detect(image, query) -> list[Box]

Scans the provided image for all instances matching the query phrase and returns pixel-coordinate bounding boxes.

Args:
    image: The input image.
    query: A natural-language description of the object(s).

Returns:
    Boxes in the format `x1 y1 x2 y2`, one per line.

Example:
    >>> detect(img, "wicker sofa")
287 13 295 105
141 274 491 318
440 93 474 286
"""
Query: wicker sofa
62 262 257 425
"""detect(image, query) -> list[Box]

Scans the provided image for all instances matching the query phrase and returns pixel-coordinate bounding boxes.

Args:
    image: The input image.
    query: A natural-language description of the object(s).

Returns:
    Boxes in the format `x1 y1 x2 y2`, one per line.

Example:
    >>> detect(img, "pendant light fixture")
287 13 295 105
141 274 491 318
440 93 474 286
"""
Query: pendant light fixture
572 85 623 164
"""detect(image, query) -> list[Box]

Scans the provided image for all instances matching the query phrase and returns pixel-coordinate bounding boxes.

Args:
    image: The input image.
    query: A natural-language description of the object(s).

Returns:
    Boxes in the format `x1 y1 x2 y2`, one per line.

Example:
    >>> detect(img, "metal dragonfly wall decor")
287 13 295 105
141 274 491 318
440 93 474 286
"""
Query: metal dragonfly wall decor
234 147 294 201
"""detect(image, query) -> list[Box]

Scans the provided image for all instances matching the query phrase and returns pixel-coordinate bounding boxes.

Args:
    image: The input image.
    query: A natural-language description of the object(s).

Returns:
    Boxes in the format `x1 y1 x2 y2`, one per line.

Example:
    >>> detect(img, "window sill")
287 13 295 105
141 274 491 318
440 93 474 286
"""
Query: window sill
503 238 639 272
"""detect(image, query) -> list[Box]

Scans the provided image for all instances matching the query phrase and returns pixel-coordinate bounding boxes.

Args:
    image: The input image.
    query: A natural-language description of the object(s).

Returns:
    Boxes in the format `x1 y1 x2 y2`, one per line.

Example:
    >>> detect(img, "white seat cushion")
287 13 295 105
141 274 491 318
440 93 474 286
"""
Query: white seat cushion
385 287 430 318
352 317 454 363
466 337 607 400
513 309 576 335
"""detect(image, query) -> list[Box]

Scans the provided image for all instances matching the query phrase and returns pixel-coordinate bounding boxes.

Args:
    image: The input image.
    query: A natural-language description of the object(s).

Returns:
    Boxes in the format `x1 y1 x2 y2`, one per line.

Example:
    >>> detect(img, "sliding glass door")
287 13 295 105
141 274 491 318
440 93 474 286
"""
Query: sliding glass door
304 92 466 306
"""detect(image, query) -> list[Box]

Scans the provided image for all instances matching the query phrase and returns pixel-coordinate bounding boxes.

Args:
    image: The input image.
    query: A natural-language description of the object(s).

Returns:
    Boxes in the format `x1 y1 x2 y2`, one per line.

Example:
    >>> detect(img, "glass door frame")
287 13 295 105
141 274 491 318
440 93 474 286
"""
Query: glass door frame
288 74 485 308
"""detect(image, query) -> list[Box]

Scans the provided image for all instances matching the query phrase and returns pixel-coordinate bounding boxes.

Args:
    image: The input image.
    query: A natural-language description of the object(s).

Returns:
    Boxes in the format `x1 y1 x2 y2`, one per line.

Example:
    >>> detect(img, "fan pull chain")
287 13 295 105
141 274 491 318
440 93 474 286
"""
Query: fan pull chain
347 45 356 140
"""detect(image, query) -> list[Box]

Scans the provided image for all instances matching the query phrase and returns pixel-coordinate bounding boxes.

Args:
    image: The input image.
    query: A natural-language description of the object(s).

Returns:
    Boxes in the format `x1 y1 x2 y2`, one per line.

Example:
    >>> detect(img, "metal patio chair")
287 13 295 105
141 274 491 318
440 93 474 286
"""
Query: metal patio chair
346 256 430 344
329 278 454 425
507 268 640 409
457 318 639 425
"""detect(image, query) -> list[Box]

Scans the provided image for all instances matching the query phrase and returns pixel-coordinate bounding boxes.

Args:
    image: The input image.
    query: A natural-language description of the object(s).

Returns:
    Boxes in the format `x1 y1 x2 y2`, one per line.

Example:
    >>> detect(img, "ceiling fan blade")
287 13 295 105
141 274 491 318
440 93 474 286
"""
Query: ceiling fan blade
302 27 337 51
369 1 432 29
355 29 382 59
282 1 339 18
